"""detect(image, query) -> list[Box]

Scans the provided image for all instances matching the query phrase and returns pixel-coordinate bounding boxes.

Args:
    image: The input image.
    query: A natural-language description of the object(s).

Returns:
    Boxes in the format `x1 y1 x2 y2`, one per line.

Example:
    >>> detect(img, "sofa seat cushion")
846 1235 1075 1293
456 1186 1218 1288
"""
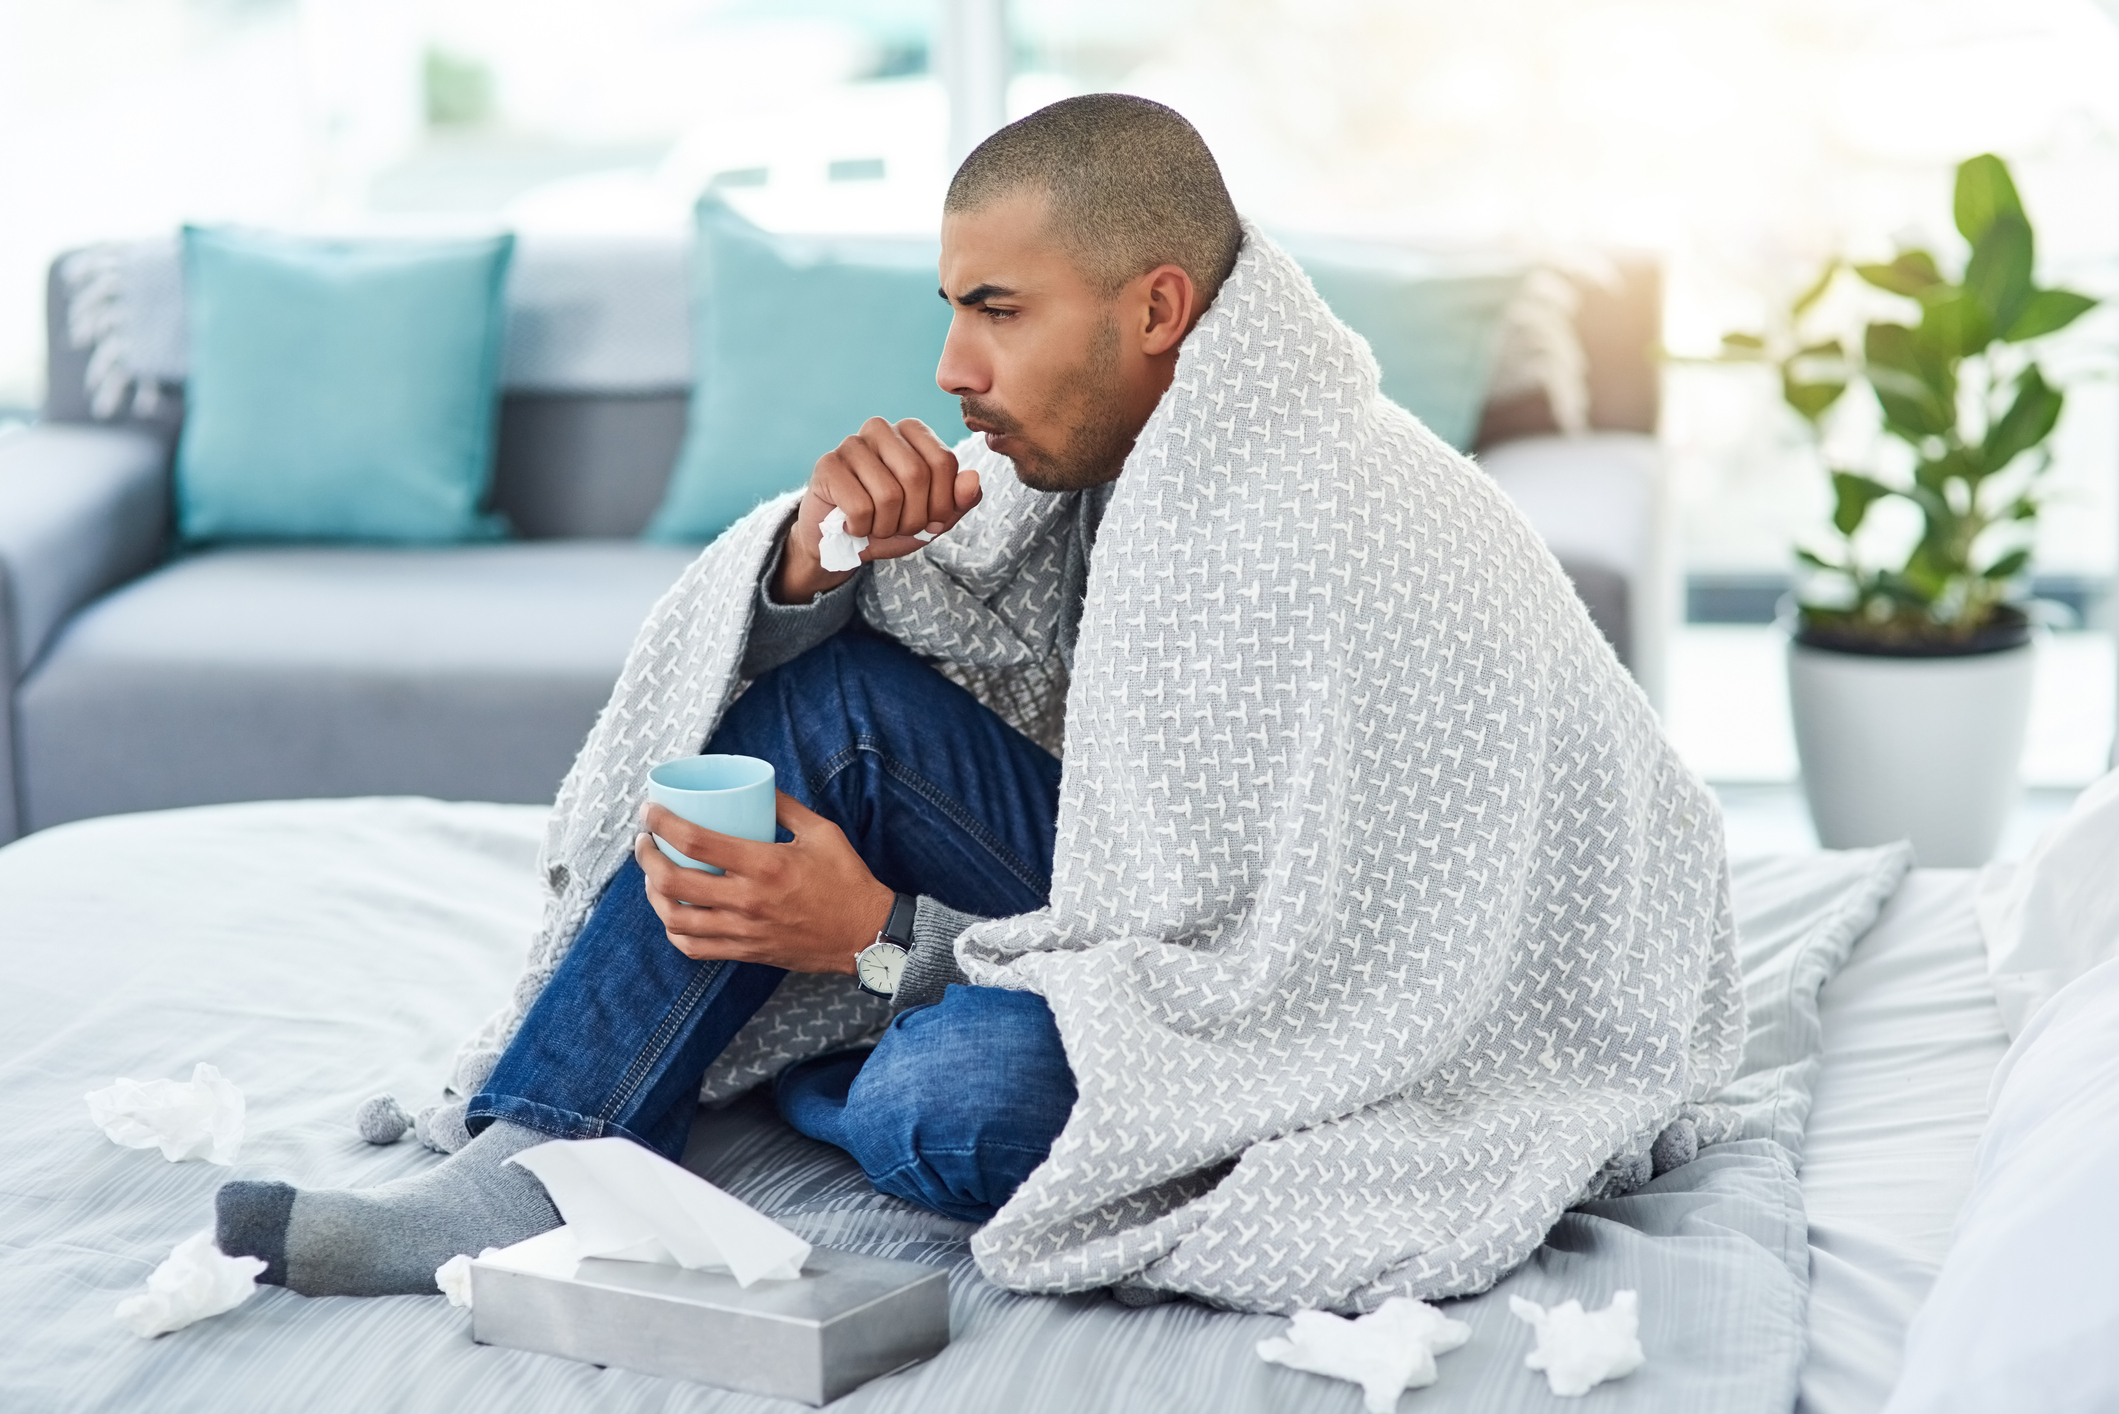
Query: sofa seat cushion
14 542 700 832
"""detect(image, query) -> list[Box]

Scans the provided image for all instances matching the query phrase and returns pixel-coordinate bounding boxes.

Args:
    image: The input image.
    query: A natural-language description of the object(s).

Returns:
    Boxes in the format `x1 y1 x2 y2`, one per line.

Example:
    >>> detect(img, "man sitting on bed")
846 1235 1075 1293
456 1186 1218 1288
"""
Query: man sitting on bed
214 94 1739 1309
213 94 1237 1295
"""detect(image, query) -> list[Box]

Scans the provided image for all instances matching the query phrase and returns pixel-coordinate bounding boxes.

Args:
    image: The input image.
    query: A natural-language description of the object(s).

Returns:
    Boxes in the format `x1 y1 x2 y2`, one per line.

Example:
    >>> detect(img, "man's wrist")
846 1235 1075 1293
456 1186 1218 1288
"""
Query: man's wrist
772 532 856 605
845 878 894 974
852 887 916 995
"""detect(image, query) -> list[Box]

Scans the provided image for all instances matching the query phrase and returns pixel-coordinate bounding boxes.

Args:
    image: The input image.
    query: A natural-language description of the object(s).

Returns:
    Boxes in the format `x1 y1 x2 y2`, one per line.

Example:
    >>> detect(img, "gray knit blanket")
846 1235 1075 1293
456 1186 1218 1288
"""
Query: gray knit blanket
437 226 1743 1315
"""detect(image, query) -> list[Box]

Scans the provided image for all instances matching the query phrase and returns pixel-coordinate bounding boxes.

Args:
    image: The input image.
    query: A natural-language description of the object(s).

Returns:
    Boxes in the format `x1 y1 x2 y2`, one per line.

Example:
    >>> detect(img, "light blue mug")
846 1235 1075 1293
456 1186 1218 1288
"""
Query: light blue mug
645 754 777 874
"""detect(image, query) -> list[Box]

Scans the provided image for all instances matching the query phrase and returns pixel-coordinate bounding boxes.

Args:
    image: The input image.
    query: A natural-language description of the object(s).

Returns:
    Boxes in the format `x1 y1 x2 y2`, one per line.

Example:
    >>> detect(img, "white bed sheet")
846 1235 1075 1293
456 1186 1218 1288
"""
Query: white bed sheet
0 796 2005 1413
1795 869 2011 1414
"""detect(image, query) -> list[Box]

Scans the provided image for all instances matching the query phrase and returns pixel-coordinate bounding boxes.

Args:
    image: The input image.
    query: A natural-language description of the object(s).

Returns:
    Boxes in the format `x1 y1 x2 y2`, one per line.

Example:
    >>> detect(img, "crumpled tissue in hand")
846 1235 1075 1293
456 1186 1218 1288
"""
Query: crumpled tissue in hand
87 1062 245 1164
116 1230 266 1338
816 506 934 573
1509 1290 1646 1396
1256 1298 1471 1412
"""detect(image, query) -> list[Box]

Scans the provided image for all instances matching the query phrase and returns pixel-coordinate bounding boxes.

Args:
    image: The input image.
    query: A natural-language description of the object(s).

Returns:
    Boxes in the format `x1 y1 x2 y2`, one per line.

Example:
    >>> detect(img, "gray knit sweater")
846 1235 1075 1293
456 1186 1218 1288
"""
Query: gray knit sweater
738 484 1112 1011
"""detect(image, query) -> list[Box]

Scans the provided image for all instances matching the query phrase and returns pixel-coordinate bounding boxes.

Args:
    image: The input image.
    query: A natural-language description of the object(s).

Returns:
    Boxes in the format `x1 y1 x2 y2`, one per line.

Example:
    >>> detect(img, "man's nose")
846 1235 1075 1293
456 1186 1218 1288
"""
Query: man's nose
935 318 990 398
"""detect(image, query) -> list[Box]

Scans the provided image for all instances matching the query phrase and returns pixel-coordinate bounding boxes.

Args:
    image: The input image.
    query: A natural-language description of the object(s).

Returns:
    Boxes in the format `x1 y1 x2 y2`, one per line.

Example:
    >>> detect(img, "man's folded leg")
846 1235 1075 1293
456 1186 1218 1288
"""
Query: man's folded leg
215 857 786 1296
775 984 1076 1223
215 626 1065 1296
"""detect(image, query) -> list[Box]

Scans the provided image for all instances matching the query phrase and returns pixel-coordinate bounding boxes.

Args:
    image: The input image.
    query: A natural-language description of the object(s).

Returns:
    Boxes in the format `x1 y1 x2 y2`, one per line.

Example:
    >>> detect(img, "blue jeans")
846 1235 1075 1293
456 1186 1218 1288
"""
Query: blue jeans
468 628 1076 1222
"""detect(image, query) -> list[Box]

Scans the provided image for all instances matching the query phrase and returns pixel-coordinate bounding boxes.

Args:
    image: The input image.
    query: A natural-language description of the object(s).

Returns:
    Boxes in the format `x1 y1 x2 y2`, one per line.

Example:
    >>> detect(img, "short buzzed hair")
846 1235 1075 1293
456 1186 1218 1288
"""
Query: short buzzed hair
946 94 1242 306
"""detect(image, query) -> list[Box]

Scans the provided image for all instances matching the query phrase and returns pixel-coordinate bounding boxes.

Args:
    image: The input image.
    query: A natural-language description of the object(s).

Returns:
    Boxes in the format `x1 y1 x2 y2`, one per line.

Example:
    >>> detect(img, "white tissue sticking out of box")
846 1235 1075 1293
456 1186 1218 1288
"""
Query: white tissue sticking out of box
1509 1290 1645 1396
1256 1297 1471 1413
509 1138 810 1287
436 1235 573 1307
816 505 934 573
116 1230 266 1338
87 1063 245 1164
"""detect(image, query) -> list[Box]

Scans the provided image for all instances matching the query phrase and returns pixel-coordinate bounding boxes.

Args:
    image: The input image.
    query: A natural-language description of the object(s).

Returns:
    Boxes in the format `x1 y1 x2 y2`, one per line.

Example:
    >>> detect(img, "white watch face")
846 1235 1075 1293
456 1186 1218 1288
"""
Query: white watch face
857 942 906 994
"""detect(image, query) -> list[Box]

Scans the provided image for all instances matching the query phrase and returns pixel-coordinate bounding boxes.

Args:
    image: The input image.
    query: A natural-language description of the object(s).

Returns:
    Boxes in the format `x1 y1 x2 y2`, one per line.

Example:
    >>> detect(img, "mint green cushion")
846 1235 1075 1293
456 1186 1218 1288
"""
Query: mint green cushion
647 196 964 543
1284 238 1524 451
175 227 514 543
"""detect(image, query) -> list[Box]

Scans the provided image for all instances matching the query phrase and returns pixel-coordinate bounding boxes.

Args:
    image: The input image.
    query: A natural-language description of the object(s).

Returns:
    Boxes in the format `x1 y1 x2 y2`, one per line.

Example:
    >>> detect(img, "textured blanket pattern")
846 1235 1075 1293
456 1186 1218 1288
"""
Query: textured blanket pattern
451 226 1742 1315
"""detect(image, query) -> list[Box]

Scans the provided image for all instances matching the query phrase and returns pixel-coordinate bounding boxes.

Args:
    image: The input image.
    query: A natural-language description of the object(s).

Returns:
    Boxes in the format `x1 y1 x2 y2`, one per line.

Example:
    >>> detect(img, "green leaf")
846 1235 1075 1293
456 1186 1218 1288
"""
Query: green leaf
1788 340 1851 384
1863 320 1924 376
1784 374 1846 422
1721 331 1766 351
1916 447 1980 489
1955 153 2025 246
1791 261 1839 319
1901 480 1953 526
1918 290 1992 362
1876 567 1941 610
1982 547 2031 580
1830 471 1892 536
1901 542 1956 598
1855 251 1944 299
1965 213 2034 336
1983 366 2063 472
1794 546 1837 570
1864 322 1953 438
2004 289 2097 342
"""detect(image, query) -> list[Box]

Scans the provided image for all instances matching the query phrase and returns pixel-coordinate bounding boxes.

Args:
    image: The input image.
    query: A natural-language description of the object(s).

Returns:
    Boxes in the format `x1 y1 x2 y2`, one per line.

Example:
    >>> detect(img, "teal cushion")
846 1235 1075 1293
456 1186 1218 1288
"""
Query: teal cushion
647 196 964 543
175 226 514 543
1284 237 1524 451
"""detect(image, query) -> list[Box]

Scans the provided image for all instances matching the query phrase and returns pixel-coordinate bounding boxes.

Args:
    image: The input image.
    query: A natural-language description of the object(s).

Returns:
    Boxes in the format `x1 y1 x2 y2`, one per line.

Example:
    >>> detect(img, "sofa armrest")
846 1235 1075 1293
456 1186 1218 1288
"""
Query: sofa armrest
1478 431 1676 714
0 424 167 841
0 424 169 683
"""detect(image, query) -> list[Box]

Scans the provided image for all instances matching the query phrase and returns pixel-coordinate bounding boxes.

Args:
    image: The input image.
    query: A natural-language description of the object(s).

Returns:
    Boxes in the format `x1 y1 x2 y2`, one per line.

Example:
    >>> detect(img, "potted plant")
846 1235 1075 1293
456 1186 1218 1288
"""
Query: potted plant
1721 154 2097 865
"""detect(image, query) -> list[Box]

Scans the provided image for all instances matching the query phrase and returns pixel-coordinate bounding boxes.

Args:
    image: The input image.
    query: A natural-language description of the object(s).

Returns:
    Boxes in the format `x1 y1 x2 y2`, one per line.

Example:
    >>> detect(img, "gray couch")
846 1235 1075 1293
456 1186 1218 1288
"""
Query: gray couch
0 242 1664 843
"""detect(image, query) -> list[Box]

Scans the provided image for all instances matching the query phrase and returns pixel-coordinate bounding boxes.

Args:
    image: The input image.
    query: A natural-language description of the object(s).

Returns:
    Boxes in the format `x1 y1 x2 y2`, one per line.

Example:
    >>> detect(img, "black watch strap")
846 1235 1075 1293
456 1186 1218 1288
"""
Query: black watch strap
882 892 918 949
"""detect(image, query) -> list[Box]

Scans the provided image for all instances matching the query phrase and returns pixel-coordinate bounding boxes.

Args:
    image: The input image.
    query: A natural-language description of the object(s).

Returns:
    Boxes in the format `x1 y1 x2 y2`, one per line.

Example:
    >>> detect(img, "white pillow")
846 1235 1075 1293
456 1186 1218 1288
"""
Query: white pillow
1974 764 2119 1037
1882 956 2119 1412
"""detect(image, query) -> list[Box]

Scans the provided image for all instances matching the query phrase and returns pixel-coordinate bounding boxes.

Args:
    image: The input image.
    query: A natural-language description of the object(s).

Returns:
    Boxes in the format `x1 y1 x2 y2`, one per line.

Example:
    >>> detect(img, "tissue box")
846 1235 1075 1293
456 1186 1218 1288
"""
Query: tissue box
470 1246 949 1404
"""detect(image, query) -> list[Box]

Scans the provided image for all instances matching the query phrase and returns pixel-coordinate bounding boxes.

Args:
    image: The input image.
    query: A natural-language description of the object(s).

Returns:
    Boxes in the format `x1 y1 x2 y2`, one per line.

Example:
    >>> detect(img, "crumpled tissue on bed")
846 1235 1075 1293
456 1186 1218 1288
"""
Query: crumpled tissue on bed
816 505 933 573
1509 1290 1646 1396
1256 1298 1471 1412
435 1249 501 1309
87 1062 245 1164
116 1230 266 1337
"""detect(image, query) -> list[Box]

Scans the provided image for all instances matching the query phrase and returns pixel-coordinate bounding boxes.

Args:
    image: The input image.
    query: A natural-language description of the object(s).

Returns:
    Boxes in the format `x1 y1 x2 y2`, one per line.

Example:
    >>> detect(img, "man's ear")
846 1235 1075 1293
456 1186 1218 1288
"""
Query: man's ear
1137 264 1198 356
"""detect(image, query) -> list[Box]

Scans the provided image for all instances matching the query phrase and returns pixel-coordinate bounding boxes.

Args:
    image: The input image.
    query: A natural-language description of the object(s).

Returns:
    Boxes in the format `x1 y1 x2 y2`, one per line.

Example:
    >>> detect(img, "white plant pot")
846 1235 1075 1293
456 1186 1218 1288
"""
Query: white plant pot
1787 637 2035 867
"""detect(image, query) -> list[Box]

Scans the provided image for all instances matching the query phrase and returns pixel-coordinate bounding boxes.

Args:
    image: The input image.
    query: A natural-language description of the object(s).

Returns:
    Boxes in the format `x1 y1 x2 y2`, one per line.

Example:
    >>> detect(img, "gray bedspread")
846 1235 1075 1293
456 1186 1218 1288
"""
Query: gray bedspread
0 800 1907 1413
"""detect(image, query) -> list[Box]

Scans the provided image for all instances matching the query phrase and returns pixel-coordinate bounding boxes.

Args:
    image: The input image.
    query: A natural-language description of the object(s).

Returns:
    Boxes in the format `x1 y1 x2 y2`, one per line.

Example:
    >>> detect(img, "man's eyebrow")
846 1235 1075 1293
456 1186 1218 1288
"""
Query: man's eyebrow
941 283 1016 306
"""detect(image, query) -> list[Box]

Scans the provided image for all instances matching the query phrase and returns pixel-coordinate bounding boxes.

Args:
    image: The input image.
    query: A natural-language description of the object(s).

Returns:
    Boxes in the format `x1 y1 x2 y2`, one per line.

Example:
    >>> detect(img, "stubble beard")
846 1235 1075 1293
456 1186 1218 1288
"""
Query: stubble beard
960 315 1139 493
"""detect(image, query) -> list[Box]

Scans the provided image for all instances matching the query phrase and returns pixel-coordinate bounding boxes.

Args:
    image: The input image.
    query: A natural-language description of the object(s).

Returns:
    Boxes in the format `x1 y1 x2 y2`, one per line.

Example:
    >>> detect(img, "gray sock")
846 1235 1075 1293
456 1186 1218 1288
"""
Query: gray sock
215 1119 560 1297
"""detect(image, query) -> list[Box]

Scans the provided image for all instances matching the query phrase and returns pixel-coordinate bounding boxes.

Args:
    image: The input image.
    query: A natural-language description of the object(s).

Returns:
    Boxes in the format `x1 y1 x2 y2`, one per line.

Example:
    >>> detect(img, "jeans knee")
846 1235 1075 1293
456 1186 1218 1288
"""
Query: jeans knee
840 987 1076 1222
711 630 900 767
849 1083 1056 1224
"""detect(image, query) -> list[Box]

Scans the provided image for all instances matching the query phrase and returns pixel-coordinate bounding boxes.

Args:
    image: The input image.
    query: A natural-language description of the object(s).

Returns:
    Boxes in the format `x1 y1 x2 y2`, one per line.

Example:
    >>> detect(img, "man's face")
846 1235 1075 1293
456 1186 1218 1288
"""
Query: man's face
936 190 1166 493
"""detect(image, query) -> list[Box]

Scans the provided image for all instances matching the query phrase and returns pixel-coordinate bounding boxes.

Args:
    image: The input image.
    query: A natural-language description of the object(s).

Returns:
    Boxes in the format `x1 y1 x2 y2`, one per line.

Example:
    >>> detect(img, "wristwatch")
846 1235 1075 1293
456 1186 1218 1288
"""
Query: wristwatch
854 892 919 998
